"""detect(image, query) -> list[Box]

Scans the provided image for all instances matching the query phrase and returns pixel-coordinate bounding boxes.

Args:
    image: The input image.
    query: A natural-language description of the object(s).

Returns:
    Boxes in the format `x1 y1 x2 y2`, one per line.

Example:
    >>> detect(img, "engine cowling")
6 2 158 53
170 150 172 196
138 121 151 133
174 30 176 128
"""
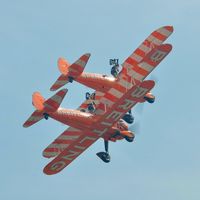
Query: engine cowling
120 131 135 138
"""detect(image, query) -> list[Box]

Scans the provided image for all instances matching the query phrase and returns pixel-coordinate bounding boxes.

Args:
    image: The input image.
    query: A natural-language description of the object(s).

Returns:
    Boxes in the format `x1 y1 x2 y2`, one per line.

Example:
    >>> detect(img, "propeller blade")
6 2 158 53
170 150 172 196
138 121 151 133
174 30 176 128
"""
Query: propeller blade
129 121 141 135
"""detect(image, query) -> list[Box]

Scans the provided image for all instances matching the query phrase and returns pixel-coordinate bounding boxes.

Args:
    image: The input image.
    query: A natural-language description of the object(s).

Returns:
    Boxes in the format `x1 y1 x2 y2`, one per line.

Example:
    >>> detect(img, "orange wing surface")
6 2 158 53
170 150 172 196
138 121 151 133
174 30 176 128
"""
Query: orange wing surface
119 43 172 82
118 26 173 80
43 131 99 175
43 127 86 158
122 26 173 67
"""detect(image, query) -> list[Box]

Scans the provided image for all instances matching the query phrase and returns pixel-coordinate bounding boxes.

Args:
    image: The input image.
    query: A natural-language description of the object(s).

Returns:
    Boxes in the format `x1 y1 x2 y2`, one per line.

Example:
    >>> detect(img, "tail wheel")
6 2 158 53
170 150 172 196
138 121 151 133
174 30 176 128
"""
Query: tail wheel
43 113 49 120
68 76 74 83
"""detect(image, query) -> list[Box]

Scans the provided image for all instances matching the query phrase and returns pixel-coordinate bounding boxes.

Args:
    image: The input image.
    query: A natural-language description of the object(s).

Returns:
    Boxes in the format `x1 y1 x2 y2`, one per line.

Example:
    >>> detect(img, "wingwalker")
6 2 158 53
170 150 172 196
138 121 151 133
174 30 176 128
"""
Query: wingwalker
23 26 173 175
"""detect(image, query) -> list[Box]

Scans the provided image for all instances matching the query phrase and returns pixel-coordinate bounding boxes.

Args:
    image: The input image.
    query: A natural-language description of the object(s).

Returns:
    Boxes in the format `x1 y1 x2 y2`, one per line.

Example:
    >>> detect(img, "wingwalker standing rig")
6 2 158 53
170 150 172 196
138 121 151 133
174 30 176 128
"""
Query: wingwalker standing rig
23 26 173 175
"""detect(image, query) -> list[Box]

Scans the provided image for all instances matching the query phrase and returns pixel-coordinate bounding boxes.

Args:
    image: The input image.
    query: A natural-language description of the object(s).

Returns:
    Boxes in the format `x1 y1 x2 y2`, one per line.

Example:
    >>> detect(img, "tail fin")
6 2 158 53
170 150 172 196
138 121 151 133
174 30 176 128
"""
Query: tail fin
50 53 91 91
58 57 70 75
32 92 45 111
23 89 68 128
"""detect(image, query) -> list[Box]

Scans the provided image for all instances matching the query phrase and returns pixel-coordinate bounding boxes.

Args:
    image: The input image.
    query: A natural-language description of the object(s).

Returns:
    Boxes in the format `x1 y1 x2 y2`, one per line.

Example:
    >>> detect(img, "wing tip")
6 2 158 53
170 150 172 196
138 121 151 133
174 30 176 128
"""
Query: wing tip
61 88 68 94
165 25 174 33
23 123 28 128
50 87 56 91
85 53 91 57
159 43 173 51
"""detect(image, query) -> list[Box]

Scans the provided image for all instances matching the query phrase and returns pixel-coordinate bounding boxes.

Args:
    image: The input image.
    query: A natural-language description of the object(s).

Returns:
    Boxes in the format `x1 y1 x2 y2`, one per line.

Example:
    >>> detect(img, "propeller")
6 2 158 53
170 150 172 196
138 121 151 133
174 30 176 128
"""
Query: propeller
129 121 141 135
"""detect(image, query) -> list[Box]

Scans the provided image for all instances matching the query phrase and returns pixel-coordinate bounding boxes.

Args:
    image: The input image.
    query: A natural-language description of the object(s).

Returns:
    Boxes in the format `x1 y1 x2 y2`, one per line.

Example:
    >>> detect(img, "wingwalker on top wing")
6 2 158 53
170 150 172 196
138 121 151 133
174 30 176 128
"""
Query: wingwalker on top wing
23 26 173 175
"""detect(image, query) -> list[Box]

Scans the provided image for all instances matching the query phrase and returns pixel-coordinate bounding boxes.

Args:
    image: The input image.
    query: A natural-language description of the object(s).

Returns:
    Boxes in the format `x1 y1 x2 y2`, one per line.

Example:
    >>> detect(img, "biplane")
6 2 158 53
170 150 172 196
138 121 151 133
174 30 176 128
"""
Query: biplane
23 25 173 175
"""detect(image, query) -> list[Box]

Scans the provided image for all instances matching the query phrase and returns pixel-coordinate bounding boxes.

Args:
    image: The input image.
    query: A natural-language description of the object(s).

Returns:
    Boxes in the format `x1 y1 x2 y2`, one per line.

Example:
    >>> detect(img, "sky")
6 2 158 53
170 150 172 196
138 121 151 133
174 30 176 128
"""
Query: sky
0 0 200 199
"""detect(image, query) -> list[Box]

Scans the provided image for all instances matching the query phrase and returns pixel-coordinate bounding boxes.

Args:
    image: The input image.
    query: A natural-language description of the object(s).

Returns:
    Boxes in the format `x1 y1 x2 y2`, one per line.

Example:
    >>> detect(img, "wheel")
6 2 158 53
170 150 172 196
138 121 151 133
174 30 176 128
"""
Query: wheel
68 76 74 83
43 113 49 120
96 152 111 163
124 136 134 142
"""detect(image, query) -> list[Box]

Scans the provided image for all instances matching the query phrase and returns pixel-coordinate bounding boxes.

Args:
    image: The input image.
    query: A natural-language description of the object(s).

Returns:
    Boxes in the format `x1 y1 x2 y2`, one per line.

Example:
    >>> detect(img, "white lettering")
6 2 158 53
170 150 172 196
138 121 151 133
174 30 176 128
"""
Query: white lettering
101 121 112 126
106 111 121 121
50 161 66 172
93 128 108 137
62 150 80 161
74 145 86 150
118 99 135 110
80 136 96 143
131 87 149 98
150 50 167 62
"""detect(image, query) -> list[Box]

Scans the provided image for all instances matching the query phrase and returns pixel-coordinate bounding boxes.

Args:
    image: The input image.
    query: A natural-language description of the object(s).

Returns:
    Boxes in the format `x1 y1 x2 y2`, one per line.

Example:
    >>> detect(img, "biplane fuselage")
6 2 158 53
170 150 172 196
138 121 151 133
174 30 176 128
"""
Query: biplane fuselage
49 107 132 142
76 72 116 92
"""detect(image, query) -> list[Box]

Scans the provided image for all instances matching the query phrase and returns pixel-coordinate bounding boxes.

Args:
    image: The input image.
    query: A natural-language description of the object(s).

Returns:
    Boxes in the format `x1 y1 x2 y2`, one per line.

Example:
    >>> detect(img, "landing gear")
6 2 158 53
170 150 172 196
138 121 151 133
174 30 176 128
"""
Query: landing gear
96 140 111 163
122 110 134 124
43 113 49 120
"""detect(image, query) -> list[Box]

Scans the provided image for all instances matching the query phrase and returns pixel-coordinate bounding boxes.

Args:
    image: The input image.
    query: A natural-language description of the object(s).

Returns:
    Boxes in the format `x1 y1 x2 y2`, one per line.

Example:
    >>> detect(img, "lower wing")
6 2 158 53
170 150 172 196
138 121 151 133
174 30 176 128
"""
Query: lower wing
43 127 84 158
43 131 99 175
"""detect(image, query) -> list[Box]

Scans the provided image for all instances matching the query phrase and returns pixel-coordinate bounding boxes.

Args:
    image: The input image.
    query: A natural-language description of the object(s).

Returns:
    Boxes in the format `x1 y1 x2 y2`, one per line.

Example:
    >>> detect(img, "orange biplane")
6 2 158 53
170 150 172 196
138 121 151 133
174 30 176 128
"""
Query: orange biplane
23 25 173 175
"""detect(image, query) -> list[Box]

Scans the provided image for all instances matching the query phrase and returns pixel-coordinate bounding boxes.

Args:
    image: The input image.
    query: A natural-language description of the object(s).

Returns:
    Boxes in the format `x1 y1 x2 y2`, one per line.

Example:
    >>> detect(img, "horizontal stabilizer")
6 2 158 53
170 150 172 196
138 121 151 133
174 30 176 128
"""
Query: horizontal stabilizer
50 53 91 91
23 89 68 128
68 53 90 77
23 110 43 128
44 89 68 112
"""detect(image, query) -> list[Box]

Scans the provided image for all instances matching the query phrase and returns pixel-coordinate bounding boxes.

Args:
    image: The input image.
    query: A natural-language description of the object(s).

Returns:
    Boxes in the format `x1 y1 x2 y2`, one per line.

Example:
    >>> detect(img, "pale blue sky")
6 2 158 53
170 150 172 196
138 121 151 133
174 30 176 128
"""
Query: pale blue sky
0 0 200 200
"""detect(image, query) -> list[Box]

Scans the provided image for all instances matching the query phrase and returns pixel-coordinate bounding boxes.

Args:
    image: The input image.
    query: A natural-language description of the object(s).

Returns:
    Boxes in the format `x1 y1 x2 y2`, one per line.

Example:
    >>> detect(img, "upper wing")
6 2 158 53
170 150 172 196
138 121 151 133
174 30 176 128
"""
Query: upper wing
43 131 100 175
118 43 172 82
93 43 173 116
118 26 173 81
122 26 173 67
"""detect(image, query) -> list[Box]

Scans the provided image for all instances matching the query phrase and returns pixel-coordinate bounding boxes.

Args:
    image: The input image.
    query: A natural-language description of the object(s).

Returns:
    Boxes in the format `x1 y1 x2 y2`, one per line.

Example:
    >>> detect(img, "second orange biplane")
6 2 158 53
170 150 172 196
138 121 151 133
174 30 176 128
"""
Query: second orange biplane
23 25 173 175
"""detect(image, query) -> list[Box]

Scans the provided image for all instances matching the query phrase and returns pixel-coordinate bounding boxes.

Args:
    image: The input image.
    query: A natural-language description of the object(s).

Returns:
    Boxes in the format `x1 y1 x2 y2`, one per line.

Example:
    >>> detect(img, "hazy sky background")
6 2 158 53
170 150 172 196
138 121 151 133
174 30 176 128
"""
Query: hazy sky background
0 0 200 200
